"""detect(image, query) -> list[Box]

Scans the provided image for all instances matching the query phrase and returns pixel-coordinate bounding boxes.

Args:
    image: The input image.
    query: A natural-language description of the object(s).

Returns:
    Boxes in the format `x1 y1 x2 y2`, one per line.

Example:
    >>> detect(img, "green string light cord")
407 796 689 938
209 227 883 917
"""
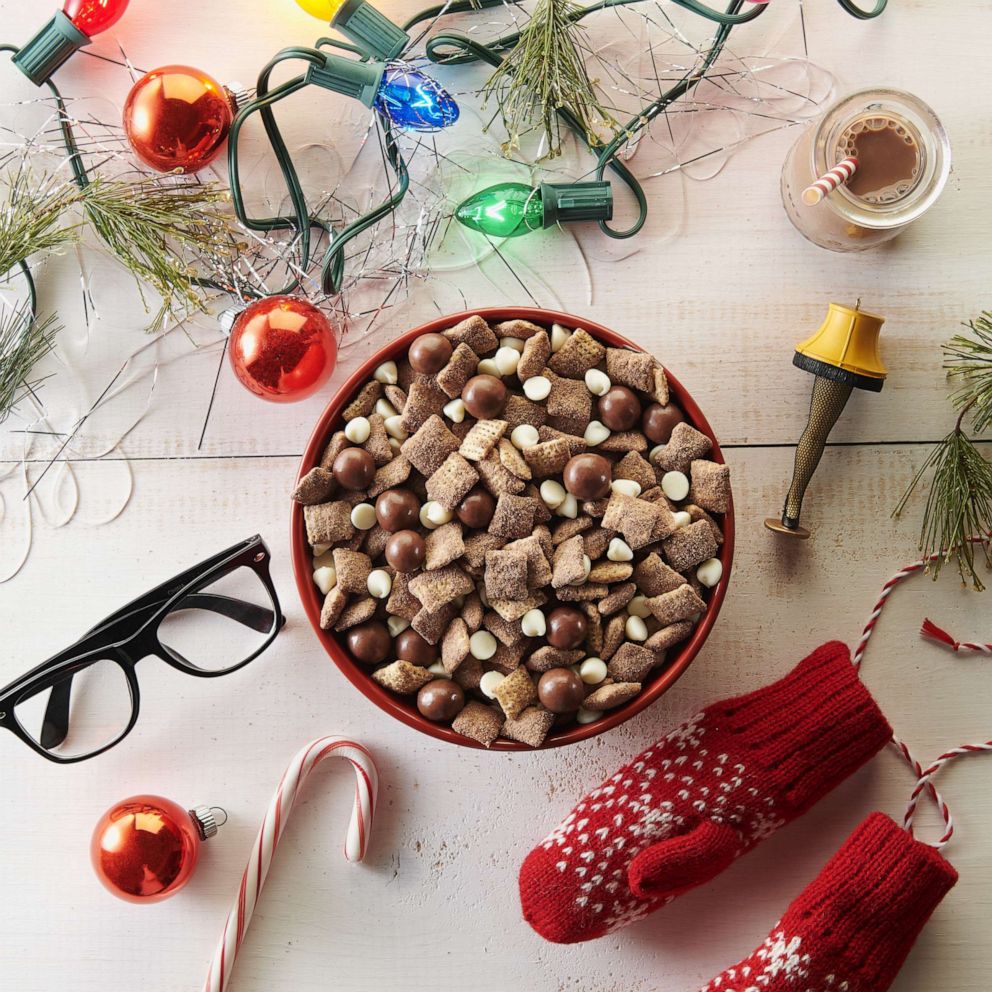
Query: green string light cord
227 41 410 298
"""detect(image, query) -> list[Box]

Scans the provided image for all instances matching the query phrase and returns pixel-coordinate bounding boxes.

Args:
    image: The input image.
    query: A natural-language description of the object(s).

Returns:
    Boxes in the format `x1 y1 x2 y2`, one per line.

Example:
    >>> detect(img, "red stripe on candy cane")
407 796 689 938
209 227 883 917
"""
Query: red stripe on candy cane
202 736 379 992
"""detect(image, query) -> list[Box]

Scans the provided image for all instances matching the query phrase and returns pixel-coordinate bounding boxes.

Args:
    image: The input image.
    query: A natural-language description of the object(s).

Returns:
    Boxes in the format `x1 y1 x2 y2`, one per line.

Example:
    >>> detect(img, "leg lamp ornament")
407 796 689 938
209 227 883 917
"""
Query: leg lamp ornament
766 303 886 539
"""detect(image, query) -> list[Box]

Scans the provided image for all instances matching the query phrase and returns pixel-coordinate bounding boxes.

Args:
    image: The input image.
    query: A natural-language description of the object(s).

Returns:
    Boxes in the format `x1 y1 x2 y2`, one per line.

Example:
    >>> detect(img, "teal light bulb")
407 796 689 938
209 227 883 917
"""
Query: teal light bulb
455 182 544 239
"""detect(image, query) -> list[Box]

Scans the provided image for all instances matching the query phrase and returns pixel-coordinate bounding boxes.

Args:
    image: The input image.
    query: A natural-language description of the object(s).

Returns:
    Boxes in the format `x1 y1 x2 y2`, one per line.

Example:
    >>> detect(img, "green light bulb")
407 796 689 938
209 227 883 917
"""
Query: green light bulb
455 182 544 239
455 181 614 239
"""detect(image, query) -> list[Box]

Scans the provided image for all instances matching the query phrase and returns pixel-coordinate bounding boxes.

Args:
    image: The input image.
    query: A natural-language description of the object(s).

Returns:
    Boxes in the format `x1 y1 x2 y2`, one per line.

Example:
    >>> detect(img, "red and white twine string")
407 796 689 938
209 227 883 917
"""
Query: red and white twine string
801 156 859 205
202 736 379 992
851 537 991 850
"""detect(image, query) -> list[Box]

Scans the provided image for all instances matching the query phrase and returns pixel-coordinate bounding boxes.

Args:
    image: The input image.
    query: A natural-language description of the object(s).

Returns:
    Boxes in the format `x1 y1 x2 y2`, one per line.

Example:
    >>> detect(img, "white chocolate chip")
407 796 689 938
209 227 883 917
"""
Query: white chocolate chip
494 346 520 376
373 360 398 385
427 661 447 676
344 416 371 444
576 707 601 725
539 479 566 509
511 424 539 449
442 398 466 423
367 568 392 599
627 594 651 618
611 478 641 498
697 557 724 588
607 537 634 562
649 444 664 464
521 608 547 637
477 583 490 607
585 368 611 396
551 323 571 353
421 501 452 529
477 358 500 376
672 510 692 528
313 565 337 595
351 503 376 530
386 615 410 637
580 554 591 582
625 615 649 641
523 375 551 401
470 630 498 661
556 492 578 518
312 542 332 557
479 670 506 699
384 415 408 440
499 336 525 353
661 470 690 501
375 398 397 419
579 657 608 685
584 420 610 446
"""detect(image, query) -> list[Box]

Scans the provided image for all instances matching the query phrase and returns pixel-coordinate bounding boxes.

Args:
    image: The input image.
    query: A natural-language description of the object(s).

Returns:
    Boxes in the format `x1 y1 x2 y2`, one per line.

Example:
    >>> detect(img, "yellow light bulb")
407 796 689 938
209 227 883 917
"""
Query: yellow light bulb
294 0 345 19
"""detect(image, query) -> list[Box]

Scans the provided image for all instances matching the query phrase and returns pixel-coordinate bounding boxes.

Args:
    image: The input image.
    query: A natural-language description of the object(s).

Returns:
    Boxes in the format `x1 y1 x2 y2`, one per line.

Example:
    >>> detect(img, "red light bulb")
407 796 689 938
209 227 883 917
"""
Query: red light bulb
63 0 129 37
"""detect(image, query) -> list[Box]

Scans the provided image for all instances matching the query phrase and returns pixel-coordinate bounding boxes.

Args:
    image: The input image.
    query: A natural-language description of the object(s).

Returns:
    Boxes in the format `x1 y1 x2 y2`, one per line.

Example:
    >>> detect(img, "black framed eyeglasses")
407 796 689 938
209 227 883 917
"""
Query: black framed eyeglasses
0 536 285 763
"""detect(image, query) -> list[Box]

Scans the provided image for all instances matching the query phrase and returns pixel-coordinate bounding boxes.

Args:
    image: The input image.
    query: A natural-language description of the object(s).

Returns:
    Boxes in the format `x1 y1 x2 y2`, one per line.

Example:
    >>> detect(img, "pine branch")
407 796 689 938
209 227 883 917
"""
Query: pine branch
81 175 244 330
0 170 83 278
483 0 615 157
0 304 60 422
945 311 992 434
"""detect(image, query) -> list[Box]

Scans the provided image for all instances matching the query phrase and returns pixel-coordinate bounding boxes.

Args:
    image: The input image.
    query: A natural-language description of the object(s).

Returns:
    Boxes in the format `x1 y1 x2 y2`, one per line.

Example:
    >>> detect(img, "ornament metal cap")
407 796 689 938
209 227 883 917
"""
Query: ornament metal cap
332 0 409 61
793 302 887 392
306 54 385 109
540 182 613 228
12 10 90 86
225 82 252 113
218 306 245 335
190 805 226 840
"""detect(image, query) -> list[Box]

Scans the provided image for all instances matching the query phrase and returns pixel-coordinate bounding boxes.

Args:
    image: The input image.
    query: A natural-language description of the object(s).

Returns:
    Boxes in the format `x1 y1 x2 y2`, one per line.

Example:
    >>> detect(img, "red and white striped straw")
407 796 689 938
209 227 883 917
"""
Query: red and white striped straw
202 736 379 992
802 156 859 205
852 536 991 849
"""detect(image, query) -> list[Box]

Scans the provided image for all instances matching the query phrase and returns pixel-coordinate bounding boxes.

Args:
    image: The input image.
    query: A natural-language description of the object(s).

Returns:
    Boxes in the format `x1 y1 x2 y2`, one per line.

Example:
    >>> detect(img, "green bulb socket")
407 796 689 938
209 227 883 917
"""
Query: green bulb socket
306 54 386 108
12 11 90 87
332 0 410 61
540 182 613 227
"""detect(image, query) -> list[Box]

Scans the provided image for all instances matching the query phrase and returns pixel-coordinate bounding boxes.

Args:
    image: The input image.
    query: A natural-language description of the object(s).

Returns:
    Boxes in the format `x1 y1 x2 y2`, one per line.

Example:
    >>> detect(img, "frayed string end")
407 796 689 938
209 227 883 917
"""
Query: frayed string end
920 617 960 651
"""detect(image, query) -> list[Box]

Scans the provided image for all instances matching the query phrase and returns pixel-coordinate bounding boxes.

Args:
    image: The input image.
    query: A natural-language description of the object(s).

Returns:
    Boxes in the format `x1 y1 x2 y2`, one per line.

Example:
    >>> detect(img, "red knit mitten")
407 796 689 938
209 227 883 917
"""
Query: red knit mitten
700 812 957 992
519 642 892 943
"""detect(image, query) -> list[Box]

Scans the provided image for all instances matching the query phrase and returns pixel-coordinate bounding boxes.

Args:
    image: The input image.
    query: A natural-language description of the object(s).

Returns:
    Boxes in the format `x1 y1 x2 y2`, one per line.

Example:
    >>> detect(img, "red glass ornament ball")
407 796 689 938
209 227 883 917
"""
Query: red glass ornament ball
91 795 201 903
229 296 338 403
123 64 234 174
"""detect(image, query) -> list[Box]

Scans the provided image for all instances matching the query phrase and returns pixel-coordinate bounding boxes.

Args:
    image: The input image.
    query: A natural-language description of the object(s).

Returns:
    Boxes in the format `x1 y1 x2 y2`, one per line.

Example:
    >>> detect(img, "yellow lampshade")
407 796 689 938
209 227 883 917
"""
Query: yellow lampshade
294 0 344 19
794 303 887 391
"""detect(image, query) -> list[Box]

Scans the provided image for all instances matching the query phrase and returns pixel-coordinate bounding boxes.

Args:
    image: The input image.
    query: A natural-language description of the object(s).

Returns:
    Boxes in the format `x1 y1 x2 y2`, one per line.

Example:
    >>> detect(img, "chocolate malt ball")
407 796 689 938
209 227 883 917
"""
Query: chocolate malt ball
462 374 507 419
409 333 452 374
417 679 465 722
547 606 587 649
537 668 585 714
396 629 436 667
598 386 641 432
375 488 420 532
332 447 376 491
346 622 391 664
456 488 496 529
562 453 612 500
384 530 426 572
643 402 684 444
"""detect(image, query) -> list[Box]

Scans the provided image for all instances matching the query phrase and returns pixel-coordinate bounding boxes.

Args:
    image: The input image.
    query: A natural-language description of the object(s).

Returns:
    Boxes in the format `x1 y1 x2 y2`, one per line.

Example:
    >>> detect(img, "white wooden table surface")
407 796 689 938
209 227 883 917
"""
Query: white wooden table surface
2 0 991 989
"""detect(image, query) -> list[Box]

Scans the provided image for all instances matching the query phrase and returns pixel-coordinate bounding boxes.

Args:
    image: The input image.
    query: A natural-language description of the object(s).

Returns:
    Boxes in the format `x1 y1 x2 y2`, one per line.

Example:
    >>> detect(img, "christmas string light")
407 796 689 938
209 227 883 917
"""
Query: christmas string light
455 181 612 239
294 0 411 61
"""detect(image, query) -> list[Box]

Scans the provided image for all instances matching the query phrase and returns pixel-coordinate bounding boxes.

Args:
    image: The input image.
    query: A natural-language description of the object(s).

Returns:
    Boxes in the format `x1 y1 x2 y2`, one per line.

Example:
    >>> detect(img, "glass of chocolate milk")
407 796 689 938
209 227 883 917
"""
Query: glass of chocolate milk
781 88 950 251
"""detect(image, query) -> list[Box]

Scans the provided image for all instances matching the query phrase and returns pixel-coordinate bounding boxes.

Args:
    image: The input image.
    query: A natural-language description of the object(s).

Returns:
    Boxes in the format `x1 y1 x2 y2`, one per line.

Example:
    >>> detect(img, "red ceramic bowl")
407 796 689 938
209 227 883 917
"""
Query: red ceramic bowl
292 308 734 749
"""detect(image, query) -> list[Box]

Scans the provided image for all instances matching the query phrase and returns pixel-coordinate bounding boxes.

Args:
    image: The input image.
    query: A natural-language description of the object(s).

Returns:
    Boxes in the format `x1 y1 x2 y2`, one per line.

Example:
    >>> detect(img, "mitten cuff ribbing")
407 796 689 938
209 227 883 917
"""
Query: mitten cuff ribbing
708 641 892 814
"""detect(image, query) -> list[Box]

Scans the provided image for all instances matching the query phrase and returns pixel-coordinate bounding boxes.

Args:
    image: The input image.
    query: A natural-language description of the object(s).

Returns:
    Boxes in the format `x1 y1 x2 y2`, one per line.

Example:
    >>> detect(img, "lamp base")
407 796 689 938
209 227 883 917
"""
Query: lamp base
764 517 810 540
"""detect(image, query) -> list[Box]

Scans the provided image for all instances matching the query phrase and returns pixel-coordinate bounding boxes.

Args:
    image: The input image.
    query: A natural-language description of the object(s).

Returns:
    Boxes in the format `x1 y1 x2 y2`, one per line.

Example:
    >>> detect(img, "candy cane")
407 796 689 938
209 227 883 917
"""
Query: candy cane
202 736 379 992
801 156 859 204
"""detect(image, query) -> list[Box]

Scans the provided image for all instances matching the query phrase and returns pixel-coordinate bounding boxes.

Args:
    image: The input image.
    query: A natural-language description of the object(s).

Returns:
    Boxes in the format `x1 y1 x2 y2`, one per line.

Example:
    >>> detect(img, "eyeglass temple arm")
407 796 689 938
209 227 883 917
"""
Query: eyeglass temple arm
39 594 281 750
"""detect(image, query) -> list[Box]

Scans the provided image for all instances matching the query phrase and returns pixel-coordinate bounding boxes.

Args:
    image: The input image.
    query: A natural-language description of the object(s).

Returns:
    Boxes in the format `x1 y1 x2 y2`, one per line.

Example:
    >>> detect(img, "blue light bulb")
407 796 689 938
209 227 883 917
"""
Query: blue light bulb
374 63 459 132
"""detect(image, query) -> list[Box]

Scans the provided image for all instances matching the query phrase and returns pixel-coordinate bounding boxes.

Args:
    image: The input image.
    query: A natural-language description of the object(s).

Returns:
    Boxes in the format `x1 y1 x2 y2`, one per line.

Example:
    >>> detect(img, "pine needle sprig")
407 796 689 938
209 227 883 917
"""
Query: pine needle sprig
945 311 992 434
81 175 244 330
482 0 616 157
0 170 83 279
0 303 61 423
